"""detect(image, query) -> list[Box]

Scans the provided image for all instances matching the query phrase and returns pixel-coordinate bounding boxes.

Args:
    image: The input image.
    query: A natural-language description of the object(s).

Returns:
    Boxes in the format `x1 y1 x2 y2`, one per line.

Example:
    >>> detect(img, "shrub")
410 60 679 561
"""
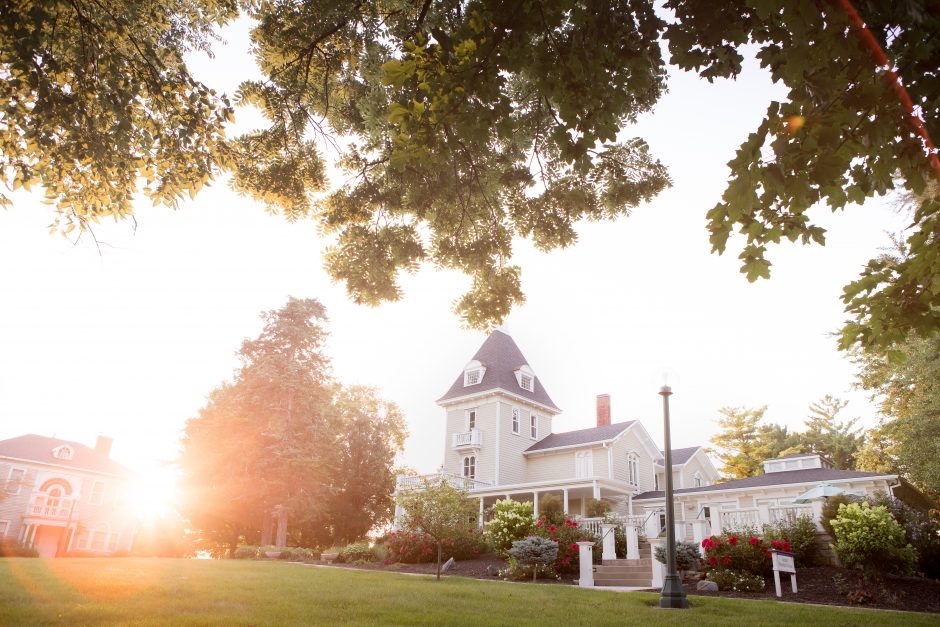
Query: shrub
830 502 917 576
706 569 765 592
701 533 775 578
820 494 854 538
499 557 558 582
485 499 534 555
868 492 940 579
233 545 259 559
534 516 596 573
0 540 39 557
385 524 487 564
340 541 375 563
508 536 558 582
586 498 611 518
539 494 565 525
762 514 820 567
653 541 701 571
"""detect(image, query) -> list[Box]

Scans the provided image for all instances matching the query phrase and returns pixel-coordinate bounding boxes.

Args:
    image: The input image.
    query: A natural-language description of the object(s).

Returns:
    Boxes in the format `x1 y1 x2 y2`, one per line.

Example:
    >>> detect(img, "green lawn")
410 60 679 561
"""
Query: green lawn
0 558 931 626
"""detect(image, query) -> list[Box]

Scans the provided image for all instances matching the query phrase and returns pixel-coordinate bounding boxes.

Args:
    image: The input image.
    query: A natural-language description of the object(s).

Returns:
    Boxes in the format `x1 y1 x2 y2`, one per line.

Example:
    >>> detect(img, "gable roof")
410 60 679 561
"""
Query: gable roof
633 468 895 500
437 330 560 411
655 446 701 466
525 421 635 453
0 434 131 476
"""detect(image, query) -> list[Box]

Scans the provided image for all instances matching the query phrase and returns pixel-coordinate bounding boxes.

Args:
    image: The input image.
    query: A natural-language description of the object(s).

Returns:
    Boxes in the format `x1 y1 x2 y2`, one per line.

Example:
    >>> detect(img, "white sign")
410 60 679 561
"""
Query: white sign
771 550 797 598
772 551 795 574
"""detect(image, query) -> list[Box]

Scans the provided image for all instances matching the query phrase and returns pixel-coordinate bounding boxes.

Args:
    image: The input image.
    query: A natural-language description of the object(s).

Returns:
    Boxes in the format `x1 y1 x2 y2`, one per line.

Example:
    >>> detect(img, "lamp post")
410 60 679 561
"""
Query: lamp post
659 384 689 609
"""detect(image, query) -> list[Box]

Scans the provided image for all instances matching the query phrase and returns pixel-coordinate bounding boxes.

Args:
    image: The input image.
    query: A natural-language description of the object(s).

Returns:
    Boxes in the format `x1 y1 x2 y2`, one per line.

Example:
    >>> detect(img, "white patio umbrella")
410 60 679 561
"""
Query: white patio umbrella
793 483 852 503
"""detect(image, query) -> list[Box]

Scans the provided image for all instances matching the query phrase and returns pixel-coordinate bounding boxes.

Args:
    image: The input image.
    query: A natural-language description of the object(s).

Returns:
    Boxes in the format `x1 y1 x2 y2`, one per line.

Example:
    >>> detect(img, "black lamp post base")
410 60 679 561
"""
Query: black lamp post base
659 574 689 609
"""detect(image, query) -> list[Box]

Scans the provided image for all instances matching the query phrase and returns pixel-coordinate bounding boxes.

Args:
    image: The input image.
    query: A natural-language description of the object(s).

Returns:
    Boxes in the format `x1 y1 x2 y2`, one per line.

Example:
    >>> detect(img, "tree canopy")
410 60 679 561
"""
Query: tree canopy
179 297 407 552
4 1 938 345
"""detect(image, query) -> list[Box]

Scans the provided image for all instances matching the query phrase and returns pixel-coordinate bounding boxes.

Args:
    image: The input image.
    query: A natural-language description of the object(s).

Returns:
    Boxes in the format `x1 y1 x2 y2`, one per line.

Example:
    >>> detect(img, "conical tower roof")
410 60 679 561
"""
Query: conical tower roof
437 329 560 412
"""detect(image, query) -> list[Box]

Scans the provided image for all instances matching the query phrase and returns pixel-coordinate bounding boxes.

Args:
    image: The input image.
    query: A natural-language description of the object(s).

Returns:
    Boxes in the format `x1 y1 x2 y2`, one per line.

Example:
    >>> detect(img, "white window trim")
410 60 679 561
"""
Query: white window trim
575 450 594 479
52 445 74 460
6 467 27 495
90 480 105 506
529 414 538 440
654 473 660 491
89 523 111 552
462 361 486 387
0 519 9 537
462 455 476 479
693 471 704 488
511 407 520 435
514 364 535 391
627 452 640 487
466 408 477 431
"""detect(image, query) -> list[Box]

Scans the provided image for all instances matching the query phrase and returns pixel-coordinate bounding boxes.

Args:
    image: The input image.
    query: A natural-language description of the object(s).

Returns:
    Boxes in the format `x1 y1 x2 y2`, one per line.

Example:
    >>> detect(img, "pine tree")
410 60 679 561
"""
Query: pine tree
800 395 864 470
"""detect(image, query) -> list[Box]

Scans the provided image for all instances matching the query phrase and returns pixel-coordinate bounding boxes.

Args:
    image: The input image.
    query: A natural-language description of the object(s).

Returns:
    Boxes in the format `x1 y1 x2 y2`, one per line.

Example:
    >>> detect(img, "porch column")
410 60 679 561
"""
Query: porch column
690 519 708 546
563 489 569 514
711 507 724 536
757 502 771 526
600 524 616 560
626 525 640 560
532 492 539 519
810 499 825 531
674 521 686 542
628 494 633 516
592 481 600 499
645 512 661 538
478 498 485 529
393 501 403 530
66 526 76 552
28 524 39 547
577 542 595 587
648 537 666 588
20 523 31 544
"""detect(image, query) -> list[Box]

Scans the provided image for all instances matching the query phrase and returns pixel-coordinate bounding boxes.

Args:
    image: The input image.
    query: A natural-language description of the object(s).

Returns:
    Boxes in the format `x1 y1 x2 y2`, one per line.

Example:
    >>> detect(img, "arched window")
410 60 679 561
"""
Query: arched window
575 451 593 478
52 445 74 460
627 452 640 487
463 456 476 479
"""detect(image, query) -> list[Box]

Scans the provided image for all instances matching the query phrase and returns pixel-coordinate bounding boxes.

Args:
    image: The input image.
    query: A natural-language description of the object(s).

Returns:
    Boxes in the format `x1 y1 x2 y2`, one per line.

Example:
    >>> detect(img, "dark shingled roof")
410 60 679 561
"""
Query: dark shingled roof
437 330 560 411
525 421 636 453
655 446 700 466
633 468 895 500
0 434 131 476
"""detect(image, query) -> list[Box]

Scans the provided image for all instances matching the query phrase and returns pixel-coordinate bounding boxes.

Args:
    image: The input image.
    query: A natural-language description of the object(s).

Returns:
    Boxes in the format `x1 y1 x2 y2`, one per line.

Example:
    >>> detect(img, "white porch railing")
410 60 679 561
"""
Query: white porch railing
29 495 75 520
451 429 483 449
396 472 492 492
575 513 646 538
769 504 813 523
717 507 761 531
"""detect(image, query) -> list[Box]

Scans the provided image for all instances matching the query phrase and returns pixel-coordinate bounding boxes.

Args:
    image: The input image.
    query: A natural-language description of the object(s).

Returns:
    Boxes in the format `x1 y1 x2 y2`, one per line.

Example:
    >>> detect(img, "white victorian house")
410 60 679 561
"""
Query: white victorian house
0 434 137 557
394 330 928 586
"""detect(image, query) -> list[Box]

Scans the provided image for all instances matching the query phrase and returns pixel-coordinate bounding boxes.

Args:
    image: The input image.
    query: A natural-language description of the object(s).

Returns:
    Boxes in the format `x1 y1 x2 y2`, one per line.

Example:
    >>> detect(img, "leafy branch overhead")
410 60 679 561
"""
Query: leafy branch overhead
3 1 938 348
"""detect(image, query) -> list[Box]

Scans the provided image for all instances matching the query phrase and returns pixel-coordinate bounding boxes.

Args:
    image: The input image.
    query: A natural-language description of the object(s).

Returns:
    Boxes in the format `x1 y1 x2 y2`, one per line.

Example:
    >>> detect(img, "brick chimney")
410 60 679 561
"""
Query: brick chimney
596 394 611 427
95 435 113 458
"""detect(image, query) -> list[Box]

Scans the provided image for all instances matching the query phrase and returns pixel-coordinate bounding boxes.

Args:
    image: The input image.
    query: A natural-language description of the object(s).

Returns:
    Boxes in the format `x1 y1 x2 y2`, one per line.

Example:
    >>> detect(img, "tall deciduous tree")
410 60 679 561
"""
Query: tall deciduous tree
854 333 940 495
801 395 864 470
5 2 938 344
179 298 407 553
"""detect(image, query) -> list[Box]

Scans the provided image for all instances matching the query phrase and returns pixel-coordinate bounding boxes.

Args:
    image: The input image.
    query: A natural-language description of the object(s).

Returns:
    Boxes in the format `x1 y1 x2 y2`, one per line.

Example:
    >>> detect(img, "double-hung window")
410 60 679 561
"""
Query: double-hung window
511 408 520 434
530 414 538 439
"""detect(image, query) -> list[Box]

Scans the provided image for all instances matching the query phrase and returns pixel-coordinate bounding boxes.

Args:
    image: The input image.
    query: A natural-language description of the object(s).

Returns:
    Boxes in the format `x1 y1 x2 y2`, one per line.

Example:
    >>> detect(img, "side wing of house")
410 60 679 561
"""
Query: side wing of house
608 425 660 494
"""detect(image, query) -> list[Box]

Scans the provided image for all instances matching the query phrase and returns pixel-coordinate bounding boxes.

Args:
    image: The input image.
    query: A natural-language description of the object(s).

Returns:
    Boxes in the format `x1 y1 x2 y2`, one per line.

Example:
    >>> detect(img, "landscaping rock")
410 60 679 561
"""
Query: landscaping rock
697 580 719 592
485 565 501 577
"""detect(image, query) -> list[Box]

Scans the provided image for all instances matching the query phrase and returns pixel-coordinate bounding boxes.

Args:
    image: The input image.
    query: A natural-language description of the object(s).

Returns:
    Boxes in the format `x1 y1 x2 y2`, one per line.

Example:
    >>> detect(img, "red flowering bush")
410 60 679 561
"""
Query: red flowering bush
700 533 775 578
533 517 596 573
385 524 487 564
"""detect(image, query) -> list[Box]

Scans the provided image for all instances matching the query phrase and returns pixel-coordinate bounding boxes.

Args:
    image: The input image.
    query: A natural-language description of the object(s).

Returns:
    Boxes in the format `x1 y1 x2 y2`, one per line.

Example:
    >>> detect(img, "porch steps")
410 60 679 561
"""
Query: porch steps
592 542 654 588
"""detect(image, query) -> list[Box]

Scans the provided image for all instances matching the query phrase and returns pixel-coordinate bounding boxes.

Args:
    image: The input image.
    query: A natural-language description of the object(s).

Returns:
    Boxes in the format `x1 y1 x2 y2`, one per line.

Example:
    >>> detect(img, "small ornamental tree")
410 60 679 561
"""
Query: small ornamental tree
509 536 559 582
397 478 476 580
653 541 701 572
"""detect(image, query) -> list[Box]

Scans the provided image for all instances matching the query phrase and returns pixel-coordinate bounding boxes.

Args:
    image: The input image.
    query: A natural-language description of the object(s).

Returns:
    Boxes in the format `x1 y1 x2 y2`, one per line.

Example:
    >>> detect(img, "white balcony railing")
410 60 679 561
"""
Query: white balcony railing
396 471 492 492
451 429 483 449
29 496 75 520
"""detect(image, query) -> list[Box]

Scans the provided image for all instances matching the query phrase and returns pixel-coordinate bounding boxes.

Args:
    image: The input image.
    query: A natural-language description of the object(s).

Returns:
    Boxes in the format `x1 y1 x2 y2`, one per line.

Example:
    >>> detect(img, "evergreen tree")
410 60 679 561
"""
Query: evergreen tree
800 395 864 470
709 406 767 479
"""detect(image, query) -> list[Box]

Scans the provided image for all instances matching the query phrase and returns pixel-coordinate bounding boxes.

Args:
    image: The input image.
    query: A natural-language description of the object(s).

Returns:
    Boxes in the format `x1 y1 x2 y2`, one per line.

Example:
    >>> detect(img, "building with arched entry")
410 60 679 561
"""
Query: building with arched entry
0 434 136 557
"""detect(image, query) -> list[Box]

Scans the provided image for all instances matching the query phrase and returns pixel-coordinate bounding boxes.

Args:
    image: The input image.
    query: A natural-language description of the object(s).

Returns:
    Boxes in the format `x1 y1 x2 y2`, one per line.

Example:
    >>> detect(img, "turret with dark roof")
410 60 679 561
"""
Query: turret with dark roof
437 329 560 412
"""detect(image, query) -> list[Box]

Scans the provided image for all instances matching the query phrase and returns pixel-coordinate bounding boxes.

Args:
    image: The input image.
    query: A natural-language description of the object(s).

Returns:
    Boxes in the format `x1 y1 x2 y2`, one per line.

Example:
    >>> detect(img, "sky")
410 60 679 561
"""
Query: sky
0 17 911 508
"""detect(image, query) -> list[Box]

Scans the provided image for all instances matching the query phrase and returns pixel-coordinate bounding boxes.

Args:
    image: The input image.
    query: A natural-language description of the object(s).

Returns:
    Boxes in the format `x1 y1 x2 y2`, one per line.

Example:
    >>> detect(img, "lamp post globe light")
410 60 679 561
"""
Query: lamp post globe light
659 384 689 609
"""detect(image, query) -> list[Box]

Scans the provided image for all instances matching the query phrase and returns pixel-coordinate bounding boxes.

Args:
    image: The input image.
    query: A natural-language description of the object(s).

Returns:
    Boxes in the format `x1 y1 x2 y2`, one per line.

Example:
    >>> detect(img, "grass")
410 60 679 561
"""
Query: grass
0 558 933 626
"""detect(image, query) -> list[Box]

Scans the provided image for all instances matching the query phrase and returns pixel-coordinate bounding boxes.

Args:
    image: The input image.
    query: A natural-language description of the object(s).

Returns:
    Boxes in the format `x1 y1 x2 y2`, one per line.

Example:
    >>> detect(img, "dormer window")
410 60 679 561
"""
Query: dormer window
52 445 74 461
463 360 485 386
514 364 535 391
